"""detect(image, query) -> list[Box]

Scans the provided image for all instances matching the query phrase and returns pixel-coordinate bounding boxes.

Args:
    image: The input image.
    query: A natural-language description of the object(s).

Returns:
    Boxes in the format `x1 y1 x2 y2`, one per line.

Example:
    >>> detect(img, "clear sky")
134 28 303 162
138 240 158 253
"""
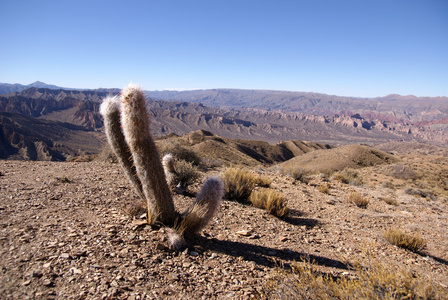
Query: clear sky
0 0 447 97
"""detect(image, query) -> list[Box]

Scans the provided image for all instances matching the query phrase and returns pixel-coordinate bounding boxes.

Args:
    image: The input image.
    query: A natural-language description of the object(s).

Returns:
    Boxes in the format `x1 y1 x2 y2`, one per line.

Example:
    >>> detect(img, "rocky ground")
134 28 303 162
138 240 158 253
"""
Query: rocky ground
0 159 447 299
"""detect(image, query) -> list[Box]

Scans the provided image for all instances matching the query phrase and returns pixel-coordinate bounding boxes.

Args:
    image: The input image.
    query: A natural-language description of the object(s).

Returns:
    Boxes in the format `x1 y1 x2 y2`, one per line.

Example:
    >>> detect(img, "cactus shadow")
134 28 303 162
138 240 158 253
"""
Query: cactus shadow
194 236 349 271
281 209 320 228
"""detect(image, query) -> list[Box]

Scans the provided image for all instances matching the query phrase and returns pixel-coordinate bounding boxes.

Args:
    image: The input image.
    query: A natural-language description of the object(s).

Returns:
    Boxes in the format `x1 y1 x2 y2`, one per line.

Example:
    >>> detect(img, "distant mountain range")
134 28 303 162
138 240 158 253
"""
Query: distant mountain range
1 82 447 160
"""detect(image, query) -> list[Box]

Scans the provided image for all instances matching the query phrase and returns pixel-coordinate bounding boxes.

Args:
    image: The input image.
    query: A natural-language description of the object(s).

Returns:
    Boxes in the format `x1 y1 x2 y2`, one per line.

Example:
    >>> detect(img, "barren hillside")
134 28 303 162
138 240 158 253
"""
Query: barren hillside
1 142 447 298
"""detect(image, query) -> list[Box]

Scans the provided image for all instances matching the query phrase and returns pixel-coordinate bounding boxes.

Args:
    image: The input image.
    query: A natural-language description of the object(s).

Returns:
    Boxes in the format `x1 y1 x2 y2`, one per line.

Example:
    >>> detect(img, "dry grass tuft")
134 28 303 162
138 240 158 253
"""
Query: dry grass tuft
381 197 399 206
263 256 446 299
222 167 257 204
255 174 272 188
318 183 331 194
383 228 426 252
347 191 370 208
249 188 288 218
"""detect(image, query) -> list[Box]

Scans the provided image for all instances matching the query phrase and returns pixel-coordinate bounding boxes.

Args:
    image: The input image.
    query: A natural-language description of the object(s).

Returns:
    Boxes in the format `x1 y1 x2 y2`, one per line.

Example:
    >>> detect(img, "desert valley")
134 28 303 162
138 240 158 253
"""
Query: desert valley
0 82 447 299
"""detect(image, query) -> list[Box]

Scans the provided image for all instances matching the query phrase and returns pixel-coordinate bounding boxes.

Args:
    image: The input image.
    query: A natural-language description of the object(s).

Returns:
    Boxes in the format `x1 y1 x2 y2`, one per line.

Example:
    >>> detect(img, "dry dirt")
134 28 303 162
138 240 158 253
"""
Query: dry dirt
0 159 447 299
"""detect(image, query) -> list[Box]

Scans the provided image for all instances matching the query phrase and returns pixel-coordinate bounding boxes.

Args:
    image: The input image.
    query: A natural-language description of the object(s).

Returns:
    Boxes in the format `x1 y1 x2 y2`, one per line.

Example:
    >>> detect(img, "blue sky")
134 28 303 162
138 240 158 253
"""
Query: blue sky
0 0 447 97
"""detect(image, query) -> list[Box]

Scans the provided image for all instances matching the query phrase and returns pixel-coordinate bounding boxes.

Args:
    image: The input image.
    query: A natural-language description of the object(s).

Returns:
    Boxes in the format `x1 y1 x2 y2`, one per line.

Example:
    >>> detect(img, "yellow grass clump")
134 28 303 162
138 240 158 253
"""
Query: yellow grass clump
383 228 426 252
249 188 289 218
347 191 370 209
222 167 257 204
318 183 331 194
263 256 446 299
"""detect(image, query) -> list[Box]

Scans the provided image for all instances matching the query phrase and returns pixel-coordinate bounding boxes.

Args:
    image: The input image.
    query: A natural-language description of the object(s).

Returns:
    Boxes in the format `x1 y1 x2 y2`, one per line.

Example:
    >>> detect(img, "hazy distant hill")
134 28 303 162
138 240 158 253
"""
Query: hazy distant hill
1 85 448 160
0 81 69 94
146 89 448 123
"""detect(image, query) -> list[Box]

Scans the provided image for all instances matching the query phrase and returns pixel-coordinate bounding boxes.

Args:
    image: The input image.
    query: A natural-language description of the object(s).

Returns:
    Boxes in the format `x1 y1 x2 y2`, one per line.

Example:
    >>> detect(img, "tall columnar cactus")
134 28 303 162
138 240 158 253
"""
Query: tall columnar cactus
100 83 224 249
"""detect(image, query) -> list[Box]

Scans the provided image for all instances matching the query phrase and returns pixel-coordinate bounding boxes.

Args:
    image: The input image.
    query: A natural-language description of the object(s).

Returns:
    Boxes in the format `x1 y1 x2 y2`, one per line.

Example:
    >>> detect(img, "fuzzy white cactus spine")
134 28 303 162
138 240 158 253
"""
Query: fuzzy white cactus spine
119 84 176 225
178 177 224 234
99 96 144 200
162 153 176 187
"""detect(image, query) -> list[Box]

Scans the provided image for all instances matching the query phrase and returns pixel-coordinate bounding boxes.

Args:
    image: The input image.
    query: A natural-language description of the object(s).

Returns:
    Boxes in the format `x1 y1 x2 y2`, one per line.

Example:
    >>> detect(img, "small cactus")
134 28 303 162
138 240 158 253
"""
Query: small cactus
100 83 224 249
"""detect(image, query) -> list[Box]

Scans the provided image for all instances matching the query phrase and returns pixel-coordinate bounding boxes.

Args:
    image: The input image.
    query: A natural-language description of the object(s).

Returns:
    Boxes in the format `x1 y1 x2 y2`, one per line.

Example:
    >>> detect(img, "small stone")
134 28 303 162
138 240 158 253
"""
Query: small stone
22 280 31 286
42 279 53 287
43 262 51 268
189 251 199 256
167 273 179 282
60 253 70 259
72 250 87 257
31 270 43 278
70 267 82 275
279 236 288 242
235 230 251 236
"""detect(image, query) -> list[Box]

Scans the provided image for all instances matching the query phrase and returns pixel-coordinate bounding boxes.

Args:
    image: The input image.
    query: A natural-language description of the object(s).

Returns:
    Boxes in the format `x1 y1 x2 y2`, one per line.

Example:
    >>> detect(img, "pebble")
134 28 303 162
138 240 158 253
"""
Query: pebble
235 230 251 236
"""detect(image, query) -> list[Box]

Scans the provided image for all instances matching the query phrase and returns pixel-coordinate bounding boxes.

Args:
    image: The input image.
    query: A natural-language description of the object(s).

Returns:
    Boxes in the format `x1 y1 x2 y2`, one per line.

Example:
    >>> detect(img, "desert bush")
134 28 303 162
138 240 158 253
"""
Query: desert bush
222 167 257 203
404 187 437 200
281 167 312 184
159 143 201 166
383 228 426 252
163 154 201 194
249 188 288 218
380 197 399 206
333 168 363 186
318 183 330 194
382 180 395 189
389 164 420 181
347 191 369 208
263 256 445 299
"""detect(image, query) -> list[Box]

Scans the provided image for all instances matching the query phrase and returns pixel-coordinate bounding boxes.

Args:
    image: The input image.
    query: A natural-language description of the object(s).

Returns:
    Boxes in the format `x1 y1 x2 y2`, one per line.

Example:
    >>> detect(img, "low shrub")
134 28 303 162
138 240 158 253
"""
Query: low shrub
222 167 257 203
281 167 312 184
404 187 437 200
249 188 288 218
159 143 201 166
383 228 426 252
169 160 201 193
389 164 420 181
333 168 363 186
347 191 369 208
